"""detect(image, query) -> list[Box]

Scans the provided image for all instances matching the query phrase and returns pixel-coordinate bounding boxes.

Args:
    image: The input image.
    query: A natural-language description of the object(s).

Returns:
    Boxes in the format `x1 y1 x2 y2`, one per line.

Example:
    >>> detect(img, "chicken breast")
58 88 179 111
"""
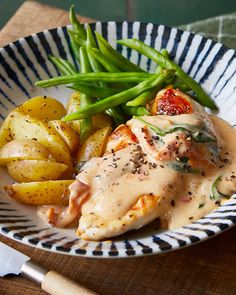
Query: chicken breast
38 89 236 241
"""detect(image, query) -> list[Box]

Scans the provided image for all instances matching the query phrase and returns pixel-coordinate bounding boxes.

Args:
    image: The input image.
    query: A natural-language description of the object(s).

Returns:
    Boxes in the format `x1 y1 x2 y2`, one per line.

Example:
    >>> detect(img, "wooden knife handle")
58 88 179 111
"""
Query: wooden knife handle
41 270 97 295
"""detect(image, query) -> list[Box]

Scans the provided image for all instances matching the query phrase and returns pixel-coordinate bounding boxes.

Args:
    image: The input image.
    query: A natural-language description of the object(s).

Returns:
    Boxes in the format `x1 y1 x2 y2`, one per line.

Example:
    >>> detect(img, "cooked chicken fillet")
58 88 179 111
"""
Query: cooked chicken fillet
38 89 236 241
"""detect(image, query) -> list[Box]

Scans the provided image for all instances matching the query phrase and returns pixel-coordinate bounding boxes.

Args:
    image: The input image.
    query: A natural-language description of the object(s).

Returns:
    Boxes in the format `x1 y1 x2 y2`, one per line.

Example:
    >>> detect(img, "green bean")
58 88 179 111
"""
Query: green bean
173 82 191 92
87 47 132 91
69 5 86 44
86 25 105 75
117 39 218 110
129 49 168 108
86 24 97 48
105 108 124 125
122 105 150 116
35 72 152 88
48 55 77 76
160 49 176 85
161 49 169 57
95 32 145 73
79 46 92 73
155 49 169 74
87 48 121 72
69 83 121 98
85 26 125 123
67 29 81 62
79 46 93 143
127 88 157 106
87 31 134 103
129 50 170 106
62 70 175 121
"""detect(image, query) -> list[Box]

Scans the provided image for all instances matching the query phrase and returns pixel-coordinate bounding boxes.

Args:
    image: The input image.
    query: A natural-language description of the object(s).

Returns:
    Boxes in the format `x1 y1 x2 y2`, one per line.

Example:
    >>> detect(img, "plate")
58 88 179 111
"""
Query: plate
0 22 236 258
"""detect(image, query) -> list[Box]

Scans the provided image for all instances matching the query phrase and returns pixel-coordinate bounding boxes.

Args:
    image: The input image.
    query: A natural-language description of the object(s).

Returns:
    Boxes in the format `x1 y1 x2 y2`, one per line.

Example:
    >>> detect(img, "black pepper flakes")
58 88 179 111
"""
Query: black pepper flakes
170 200 175 207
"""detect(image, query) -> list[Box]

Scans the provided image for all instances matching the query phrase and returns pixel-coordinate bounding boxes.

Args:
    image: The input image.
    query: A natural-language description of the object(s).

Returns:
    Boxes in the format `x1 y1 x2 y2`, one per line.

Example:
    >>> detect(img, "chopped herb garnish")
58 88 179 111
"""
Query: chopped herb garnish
170 200 175 207
210 175 230 200
198 203 205 209
136 116 166 136
135 117 216 143
179 157 189 163
170 162 201 174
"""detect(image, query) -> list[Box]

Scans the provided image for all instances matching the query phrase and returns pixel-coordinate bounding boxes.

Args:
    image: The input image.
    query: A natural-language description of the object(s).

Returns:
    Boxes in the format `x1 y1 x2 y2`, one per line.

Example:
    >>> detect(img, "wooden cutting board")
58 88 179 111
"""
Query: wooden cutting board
0 1 94 47
1 2 236 295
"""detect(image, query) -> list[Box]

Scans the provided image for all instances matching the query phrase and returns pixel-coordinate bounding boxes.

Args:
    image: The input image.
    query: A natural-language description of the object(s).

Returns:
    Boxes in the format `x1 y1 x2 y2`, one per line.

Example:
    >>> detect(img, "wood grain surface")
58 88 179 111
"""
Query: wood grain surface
1 2 236 295
0 1 94 47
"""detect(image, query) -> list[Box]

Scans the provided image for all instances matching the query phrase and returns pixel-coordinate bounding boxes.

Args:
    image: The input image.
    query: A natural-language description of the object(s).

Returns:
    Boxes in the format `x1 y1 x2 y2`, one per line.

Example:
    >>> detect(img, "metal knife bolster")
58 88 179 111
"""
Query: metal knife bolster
21 260 48 285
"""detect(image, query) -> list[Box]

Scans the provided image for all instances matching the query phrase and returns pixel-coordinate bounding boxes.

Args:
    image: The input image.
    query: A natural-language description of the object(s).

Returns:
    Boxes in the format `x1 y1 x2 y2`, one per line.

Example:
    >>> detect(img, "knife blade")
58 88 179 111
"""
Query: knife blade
0 242 29 276
0 242 97 295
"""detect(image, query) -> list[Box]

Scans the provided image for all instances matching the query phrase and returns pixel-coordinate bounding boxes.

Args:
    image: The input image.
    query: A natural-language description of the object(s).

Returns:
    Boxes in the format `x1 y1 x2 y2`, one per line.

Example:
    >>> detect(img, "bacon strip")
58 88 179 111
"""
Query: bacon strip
39 180 90 228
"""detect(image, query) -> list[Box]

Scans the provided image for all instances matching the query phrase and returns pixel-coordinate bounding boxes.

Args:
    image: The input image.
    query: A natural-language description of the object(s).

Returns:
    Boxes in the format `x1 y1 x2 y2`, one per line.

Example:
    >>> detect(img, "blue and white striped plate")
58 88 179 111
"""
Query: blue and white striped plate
0 22 236 258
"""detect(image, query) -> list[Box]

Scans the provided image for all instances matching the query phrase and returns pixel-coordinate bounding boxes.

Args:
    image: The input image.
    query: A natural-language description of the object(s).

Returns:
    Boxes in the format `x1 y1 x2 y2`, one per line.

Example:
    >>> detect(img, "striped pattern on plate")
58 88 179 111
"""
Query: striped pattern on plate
0 22 236 257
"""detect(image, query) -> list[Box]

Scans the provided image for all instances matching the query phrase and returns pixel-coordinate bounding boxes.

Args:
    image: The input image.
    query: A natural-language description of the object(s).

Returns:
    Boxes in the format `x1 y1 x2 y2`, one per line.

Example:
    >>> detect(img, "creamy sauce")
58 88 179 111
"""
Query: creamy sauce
168 116 236 228
37 107 236 240
75 114 236 238
78 145 180 219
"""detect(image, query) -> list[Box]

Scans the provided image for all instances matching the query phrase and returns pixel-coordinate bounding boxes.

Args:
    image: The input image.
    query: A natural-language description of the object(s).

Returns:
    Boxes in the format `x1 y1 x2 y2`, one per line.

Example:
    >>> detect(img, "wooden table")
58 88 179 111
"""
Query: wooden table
1 2 236 294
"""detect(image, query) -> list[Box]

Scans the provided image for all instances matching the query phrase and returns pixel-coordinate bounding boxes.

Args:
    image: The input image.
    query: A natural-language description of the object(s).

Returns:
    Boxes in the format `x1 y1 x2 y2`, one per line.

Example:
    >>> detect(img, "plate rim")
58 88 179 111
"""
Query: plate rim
0 21 236 258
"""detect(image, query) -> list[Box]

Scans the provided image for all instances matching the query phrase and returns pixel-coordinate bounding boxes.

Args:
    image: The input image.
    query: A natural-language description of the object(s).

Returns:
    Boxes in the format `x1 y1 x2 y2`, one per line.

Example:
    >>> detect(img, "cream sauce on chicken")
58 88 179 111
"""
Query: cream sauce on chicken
168 115 236 228
38 111 236 241
76 114 236 235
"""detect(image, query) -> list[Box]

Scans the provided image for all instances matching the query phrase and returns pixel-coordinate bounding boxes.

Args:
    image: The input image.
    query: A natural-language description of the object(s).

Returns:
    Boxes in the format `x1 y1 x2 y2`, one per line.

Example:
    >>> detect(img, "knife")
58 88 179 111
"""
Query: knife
0 242 97 295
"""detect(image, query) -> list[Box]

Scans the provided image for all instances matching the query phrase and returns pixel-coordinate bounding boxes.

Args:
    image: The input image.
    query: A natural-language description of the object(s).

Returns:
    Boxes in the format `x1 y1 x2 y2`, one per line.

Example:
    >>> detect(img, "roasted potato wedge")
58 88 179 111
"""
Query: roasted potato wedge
66 92 112 135
66 92 81 135
7 160 68 182
92 113 112 130
0 139 54 166
0 97 66 148
17 96 66 121
8 111 72 167
0 114 13 148
76 126 112 162
66 91 80 114
49 120 79 154
4 180 73 206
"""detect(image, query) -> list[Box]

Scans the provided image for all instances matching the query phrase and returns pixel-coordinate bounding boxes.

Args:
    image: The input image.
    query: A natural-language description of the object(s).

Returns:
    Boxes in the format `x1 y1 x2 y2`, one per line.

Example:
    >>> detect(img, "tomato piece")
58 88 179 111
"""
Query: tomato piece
152 88 193 115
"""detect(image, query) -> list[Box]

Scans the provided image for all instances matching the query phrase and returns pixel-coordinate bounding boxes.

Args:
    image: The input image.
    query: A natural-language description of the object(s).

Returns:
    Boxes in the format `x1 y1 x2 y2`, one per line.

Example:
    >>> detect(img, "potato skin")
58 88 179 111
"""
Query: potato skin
76 126 112 162
0 96 66 148
66 92 81 135
17 96 66 121
0 139 54 166
4 180 74 206
7 160 68 182
8 111 73 166
49 120 79 155
0 115 13 148
92 113 112 131
66 92 112 135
